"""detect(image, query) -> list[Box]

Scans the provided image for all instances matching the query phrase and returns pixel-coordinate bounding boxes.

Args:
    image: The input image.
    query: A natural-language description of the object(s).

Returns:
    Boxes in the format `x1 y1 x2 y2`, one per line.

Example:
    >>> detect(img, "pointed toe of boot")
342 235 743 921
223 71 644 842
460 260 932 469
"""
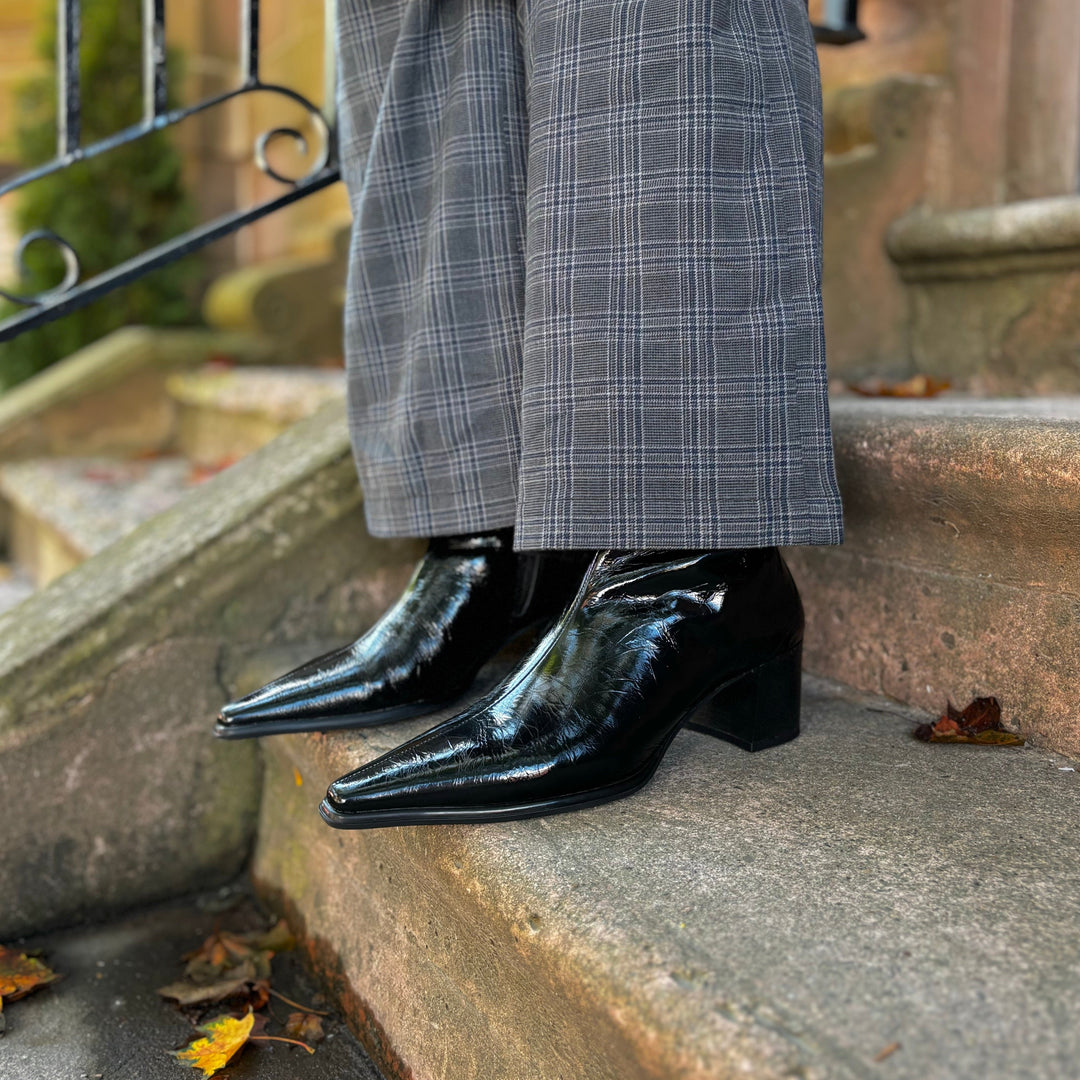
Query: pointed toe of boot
213 650 358 739
319 760 417 827
214 687 289 737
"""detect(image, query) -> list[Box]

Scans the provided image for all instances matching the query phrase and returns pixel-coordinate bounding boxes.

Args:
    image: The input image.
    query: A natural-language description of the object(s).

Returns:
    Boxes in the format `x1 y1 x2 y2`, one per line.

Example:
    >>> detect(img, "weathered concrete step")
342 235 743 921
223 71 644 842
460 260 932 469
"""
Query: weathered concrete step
251 675 1080 1080
166 365 345 467
786 395 1080 759
0 456 197 586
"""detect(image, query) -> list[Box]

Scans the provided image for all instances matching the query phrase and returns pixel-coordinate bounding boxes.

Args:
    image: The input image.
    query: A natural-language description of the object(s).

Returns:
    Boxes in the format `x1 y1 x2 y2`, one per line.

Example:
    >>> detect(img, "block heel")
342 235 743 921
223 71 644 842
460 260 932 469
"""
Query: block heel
687 643 803 751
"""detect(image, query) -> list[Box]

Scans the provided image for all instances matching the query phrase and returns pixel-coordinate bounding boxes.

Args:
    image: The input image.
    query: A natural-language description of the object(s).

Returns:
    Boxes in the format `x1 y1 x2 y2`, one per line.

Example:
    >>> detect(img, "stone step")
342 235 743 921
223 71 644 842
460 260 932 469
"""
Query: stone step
786 395 1080 760
0 325 275 463
0 455 199 586
248 672 1080 1080
165 365 345 467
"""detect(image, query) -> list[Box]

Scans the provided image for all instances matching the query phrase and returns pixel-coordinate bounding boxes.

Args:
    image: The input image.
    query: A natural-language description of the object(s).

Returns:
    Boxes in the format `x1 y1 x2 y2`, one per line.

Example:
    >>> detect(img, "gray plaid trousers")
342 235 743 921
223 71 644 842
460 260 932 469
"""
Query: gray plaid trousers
336 0 843 550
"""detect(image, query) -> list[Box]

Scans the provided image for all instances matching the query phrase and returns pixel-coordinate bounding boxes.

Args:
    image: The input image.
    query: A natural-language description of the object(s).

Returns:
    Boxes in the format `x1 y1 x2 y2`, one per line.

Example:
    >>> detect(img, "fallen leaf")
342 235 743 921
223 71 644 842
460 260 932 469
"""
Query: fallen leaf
164 920 293 1012
254 918 296 954
914 696 1024 745
0 947 61 1004
284 1011 325 1044
174 1011 254 1077
847 374 951 398
953 696 1001 733
186 458 238 486
158 960 258 1008
874 1041 901 1062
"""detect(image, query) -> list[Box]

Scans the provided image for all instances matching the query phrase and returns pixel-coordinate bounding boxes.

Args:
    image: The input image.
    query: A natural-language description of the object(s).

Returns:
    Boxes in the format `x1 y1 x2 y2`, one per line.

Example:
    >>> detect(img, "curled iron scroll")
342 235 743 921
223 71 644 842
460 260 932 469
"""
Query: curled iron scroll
0 229 81 307
0 83 332 313
253 88 332 186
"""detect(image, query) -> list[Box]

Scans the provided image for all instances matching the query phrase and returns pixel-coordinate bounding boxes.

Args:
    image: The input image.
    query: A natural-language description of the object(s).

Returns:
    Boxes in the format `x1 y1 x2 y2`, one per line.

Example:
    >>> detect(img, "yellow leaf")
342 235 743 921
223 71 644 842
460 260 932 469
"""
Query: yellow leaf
0 947 61 1003
174 1011 254 1077
293 767 303 787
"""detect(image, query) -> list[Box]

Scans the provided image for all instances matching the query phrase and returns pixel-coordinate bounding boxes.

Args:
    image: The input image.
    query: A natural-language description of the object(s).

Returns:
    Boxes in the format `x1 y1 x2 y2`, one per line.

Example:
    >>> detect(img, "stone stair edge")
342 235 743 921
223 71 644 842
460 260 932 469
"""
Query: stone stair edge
252 677 1080 1080
0 456 198 567
0 399 356 736
0 326 271 434
165 365 345 421
822 395 1080 592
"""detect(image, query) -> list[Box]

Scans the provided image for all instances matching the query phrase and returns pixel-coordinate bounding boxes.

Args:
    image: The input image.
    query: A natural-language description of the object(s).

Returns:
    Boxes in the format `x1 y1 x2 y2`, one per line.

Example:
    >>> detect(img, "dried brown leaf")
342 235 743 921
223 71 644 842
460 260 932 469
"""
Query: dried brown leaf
956 696 1001 733
158 960 258 1008
847 374 951 398
915 696 1022 746
284 1011 325 1044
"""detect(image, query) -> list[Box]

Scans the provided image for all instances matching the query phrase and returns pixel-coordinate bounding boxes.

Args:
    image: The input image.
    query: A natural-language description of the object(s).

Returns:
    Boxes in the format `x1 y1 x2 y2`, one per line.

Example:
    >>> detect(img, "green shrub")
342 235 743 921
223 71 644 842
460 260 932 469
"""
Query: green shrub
0 0 201 391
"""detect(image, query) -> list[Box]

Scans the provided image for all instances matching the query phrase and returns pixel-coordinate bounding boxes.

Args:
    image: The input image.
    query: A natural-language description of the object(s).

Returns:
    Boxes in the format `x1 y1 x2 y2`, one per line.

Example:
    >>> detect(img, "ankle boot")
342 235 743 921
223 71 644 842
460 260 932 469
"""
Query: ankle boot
318 547 804 829
214 529 591 739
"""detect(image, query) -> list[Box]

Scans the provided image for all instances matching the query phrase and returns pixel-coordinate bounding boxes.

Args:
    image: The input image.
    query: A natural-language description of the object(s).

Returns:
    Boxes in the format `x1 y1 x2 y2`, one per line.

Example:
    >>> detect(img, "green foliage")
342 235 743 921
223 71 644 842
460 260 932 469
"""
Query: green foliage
0 0 201 390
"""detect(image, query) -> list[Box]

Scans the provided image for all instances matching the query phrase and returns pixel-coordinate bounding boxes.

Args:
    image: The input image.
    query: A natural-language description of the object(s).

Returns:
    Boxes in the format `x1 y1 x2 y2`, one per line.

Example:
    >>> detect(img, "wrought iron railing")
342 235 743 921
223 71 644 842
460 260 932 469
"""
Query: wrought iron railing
813 0 866 46
0 0 862 348
0 0 340 344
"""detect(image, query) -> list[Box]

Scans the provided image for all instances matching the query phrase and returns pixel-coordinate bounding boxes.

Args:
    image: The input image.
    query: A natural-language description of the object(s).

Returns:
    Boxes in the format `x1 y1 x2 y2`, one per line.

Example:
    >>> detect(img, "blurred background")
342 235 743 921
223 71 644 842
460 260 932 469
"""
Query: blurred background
0 0 349 389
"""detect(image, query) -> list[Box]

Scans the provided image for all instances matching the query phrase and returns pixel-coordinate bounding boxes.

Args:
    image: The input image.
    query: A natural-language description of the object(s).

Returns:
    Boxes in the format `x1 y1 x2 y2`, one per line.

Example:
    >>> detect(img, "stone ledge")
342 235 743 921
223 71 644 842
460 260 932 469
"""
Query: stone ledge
0 401 420 937
253 676 1080 1080
0 326 272 461
787 396 1080 757
887 196 1080 281
886 202 1080 392
0 456 195 584
165 366 345 423
166 366 347 466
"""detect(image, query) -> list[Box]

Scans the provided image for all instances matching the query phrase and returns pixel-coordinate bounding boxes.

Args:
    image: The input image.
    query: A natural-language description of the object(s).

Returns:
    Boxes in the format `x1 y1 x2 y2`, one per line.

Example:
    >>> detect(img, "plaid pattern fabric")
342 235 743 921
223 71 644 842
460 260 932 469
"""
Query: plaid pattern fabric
336 0 843 550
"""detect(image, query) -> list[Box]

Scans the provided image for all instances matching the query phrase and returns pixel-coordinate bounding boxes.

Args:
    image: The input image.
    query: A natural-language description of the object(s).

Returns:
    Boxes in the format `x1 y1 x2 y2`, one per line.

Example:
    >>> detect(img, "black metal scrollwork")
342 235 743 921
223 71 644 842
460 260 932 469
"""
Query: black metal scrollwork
0 1 340 345
0 230 82 308
253 88 333 186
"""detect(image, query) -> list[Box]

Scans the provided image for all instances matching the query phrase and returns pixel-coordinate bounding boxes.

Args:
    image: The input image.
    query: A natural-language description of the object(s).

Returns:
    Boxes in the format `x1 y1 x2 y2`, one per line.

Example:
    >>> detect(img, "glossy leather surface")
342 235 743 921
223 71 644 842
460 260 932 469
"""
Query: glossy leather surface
216 530 590 737
320 547 804 827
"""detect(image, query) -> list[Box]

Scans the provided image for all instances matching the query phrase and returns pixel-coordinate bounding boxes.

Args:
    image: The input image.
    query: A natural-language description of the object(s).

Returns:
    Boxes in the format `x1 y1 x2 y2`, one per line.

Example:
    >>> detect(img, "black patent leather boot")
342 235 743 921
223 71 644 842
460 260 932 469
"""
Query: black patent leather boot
318 547 804 829
214 529 591 739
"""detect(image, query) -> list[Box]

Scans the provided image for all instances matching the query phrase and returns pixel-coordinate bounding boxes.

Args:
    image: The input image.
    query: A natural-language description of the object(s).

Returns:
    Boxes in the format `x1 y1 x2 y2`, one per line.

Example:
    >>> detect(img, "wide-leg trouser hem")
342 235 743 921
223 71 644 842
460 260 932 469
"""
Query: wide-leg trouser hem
338 0 844 548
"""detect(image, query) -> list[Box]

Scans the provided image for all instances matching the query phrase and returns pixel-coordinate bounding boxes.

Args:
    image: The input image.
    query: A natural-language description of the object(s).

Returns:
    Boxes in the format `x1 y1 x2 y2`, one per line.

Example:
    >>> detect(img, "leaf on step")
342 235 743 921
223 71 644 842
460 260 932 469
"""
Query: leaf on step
914 696 1024 745
253 918 296 954
161 965 272 1012
284 1011 326 1044
164 920 293 1011
846 374 952 398
173 1010 254 1077
158 960 259 1007
0 946 62 1005
186 458 238 486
